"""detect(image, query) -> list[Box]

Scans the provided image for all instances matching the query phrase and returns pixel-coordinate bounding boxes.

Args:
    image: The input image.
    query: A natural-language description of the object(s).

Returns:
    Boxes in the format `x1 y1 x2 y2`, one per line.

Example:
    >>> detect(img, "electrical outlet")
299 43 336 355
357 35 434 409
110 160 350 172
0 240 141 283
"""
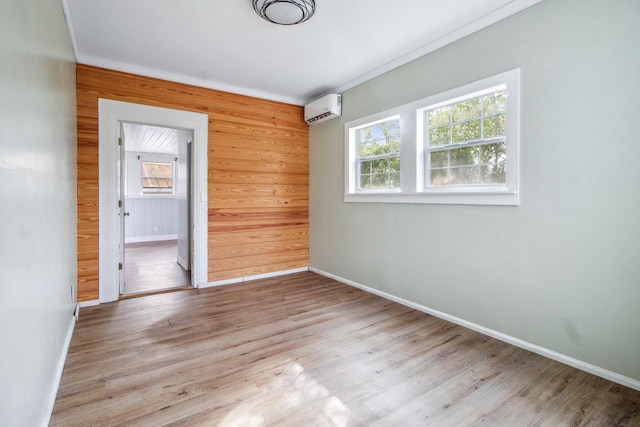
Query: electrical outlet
154 225 159 231
70 285 75 301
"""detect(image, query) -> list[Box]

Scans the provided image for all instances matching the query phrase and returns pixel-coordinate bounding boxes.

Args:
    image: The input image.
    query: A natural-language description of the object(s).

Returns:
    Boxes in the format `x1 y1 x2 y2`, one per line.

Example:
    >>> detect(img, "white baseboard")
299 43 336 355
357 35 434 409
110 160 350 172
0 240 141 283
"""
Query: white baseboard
125 234 177 244
244 267 308 282
79 300 99 308
177 255 188 270
309 267 640 392
201 267 309 289
41 310 76 427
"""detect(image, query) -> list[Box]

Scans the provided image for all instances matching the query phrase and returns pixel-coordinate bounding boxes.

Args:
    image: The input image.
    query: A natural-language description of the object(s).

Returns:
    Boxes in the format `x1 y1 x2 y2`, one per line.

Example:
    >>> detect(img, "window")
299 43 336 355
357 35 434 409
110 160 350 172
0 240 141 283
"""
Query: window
141 161 174 194
356 116 401 191
345 69 519 205
423 89 507 188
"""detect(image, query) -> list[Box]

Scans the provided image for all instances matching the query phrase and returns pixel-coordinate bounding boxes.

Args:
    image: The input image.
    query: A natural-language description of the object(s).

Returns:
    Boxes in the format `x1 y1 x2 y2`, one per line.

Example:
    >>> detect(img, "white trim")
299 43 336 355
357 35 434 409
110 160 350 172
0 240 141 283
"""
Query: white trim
201 267 309 289
99 99 208 303
309 267 640 392
202 277 244 288
78 56 304 106
59 0 79 62
344 69 520 206
326 0 542 101
417 70 519 201
79 300 99 308
41 312 76 427
177 254 188 271
125 234 178 244
345 114 402 195
344 191 519 206
244 267 308 282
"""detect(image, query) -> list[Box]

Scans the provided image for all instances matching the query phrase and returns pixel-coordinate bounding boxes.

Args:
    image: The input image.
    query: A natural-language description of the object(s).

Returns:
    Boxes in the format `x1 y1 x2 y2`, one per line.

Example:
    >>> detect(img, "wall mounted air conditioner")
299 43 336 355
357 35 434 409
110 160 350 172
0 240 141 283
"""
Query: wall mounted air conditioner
304 94 342 125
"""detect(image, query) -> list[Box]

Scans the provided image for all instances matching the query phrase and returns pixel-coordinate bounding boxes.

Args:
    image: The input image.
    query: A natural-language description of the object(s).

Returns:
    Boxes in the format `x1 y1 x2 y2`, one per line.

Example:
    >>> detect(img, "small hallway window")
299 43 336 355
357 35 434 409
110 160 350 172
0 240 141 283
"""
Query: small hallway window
141 161 173 194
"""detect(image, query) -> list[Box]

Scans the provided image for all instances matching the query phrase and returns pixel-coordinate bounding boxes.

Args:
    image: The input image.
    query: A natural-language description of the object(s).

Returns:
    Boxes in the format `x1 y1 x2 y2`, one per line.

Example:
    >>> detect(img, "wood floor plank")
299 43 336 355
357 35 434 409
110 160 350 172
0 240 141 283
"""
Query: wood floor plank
51 271 640 426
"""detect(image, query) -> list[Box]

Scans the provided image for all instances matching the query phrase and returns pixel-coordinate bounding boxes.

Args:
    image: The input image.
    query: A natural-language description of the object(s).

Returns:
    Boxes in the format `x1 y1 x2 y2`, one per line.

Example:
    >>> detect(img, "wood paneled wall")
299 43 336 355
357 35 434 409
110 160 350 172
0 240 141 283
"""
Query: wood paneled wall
77 65 309 302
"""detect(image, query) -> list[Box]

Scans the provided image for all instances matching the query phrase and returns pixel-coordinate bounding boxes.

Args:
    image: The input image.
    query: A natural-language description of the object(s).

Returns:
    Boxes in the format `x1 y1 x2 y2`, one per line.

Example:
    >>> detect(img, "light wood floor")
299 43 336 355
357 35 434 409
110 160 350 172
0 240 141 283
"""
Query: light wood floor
124 240 191 295
52 272 640 426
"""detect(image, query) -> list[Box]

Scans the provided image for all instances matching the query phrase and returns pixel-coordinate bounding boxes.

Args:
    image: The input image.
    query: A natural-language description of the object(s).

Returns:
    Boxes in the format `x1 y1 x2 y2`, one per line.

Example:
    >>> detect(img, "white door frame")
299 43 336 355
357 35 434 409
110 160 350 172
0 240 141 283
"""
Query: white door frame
118 121 126 295
98 99 208 303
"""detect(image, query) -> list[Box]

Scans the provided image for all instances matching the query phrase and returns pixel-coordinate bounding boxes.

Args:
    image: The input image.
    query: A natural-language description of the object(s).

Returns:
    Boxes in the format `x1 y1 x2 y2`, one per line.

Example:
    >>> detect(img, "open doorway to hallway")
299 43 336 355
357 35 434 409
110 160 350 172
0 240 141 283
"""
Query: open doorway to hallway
120 122 193 296
98 99 208 304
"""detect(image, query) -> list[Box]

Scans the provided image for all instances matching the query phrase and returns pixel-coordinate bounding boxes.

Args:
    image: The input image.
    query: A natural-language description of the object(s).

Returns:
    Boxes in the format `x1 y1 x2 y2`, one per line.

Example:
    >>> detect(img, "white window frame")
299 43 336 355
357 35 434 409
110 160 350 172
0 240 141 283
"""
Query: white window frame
345 69 520 206
348 114 402 194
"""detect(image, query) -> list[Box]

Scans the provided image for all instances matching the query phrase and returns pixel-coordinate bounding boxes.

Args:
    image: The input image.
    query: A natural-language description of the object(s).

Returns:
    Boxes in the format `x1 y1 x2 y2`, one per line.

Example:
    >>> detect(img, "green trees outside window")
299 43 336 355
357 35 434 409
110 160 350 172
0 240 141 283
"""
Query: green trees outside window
427 91 507 186
357 119 401 189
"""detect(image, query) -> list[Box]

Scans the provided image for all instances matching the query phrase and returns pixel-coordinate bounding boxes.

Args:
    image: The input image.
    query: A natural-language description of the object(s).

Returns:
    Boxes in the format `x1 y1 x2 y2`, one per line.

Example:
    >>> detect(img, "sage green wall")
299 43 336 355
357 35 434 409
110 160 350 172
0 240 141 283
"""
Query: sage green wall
309 0 640 382
0 0 77 424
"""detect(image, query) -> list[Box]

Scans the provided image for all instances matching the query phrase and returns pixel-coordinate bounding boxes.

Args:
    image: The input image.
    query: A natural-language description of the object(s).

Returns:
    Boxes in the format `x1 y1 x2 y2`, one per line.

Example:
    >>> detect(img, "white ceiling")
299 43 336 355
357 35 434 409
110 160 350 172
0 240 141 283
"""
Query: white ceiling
122 123 190 155
62 0 541 106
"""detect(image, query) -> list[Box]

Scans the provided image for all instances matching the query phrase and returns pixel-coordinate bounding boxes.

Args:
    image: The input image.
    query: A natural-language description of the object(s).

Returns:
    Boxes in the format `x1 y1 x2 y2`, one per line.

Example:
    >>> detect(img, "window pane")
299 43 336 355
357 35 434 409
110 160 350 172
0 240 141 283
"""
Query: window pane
480 142 506 165
360 174 372 189
360 160 371 174
430 150 448 168
359 137 399 157
429 107 450 128
389 156 400 173
429 126 450 146
357 119 400 159
141 178 172 188
387 137 401 155
354 117 401 191
430 168 448 186
372 173 388 187
357 127 372 151
359 157 400 189
425 88 509 189
141 161 173 193
450 146 479 167
484 114 506 139
390 172 400 187
428 144 504 186
481 163 506 184
452 99 481 123
449 166 480 185
452 120 480 143
483 92 506 116
358 141 373 157
371 159 387 173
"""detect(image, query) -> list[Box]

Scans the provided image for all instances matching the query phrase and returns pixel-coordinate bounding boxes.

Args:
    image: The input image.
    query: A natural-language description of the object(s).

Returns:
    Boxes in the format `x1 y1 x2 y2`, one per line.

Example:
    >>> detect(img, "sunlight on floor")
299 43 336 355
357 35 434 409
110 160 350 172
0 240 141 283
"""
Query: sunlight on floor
219 360 350 426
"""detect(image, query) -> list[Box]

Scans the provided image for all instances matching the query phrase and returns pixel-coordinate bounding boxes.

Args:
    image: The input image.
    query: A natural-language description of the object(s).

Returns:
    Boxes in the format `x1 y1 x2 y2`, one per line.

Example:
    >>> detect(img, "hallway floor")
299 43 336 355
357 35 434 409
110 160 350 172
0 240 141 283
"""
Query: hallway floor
124 240 191 295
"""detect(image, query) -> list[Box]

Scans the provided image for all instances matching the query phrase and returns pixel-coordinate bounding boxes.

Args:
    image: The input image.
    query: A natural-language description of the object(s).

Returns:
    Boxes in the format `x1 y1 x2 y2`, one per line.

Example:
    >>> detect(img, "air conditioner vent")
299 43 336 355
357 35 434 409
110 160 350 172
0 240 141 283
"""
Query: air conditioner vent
304 94 341 125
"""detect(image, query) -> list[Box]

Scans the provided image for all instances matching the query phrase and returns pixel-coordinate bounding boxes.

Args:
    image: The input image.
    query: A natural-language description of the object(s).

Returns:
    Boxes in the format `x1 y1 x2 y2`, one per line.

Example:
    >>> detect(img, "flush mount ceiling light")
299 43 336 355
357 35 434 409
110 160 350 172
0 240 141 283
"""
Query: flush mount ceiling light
253 0 315 25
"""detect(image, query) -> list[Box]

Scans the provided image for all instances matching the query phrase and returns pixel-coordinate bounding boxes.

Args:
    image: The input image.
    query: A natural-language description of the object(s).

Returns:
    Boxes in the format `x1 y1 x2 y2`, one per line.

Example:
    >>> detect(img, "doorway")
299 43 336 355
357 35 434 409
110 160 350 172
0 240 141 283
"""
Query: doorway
98 99 208 304
120 123 193 296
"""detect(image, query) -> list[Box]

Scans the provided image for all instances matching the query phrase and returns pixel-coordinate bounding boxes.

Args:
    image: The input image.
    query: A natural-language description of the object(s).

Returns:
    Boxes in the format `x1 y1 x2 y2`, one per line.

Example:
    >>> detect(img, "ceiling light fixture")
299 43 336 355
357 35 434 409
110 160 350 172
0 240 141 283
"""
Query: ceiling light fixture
253 0 315 25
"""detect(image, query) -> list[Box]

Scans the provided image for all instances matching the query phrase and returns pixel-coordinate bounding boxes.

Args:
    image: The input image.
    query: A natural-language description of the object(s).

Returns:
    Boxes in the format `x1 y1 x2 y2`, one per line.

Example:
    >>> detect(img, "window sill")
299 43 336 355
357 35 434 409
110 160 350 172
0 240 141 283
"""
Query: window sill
344 190 519 206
